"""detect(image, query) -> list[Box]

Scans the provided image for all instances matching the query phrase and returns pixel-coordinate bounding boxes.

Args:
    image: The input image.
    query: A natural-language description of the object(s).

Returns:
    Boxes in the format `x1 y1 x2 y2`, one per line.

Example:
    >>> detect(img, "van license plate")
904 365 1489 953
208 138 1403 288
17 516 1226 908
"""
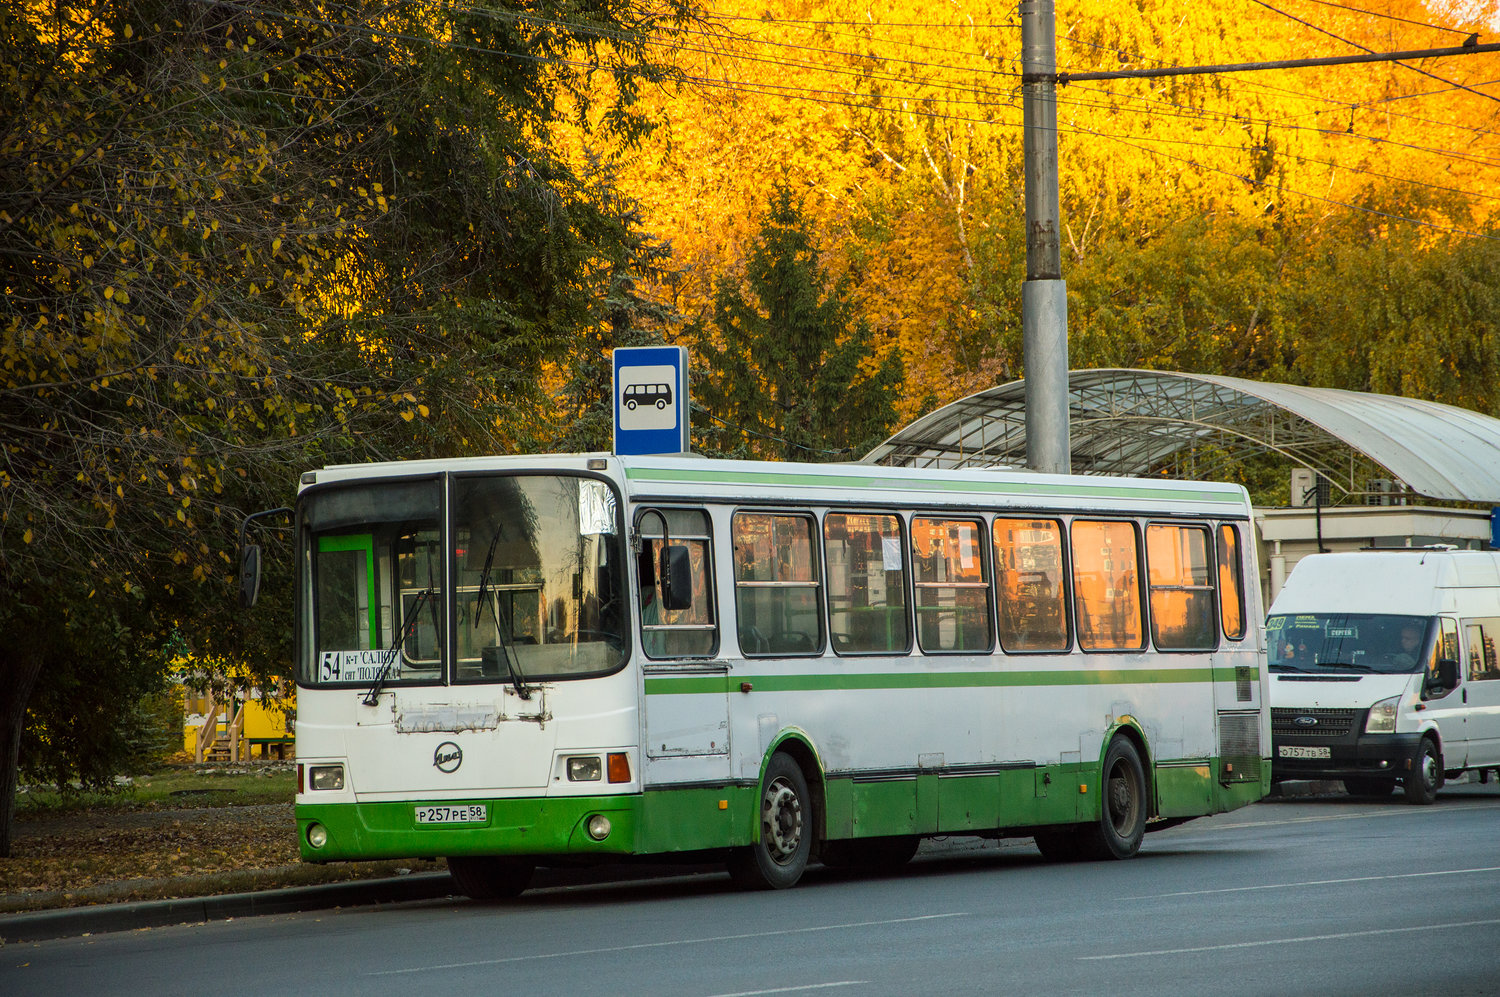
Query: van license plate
1277 745 1330 760
415 804 488 824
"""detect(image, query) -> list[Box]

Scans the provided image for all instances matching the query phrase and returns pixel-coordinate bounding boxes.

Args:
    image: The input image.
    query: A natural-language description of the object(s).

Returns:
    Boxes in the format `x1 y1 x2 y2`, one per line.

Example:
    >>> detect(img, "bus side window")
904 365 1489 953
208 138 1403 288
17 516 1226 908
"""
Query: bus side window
911 517 993 653
638 509 717 659
1216 524 1246 640
824 512 910 655
733 512 823 656
1071 520 1144 652
993 517 1069 652
1145 524 1216 651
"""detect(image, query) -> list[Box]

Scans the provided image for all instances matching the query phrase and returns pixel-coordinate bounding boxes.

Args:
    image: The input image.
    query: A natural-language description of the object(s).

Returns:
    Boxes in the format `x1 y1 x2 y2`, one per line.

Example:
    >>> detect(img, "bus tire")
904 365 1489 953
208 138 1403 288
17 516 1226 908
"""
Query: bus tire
729 753 812 890
446 855 535 900
1079 737 1147 860
1404 738 1442 805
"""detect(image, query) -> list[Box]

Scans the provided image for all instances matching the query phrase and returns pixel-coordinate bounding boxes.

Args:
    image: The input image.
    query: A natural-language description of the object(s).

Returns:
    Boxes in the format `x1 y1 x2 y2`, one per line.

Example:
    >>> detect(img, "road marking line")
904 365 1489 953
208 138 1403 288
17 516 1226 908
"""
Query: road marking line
1080 917 1500 960
1126 865 1500 900
365 913 966 976
705 983 867 997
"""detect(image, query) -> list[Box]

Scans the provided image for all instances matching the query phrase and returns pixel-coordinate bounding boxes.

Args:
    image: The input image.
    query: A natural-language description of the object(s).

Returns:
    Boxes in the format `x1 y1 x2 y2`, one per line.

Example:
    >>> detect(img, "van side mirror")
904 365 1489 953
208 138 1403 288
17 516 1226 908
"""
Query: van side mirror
239 544 262 609
1432 658 1461 692
659 545 693 611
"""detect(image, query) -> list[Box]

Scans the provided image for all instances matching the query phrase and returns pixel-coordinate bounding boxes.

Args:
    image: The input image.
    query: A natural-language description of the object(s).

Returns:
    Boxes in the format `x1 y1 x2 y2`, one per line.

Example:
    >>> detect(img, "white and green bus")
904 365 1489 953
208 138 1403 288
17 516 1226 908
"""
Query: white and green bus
287 453 1269 897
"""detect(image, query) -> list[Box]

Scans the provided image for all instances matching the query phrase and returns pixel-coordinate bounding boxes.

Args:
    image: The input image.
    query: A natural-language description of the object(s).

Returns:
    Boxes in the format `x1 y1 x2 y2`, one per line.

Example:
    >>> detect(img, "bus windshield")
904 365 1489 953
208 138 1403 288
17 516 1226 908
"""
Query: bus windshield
299 473 626 688
1267 612 1434 675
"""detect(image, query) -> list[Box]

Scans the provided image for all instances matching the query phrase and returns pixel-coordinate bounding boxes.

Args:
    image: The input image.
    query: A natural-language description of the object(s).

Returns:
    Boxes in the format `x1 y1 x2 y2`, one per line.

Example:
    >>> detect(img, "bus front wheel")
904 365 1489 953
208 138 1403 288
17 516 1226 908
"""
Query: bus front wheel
729 753 812 890
1080 737 1147 860
447 855 535 900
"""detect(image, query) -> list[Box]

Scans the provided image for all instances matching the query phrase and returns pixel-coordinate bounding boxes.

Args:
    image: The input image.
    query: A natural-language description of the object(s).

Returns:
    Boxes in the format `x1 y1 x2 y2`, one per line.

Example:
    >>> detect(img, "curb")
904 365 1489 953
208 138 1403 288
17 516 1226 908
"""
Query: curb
0 872 456 945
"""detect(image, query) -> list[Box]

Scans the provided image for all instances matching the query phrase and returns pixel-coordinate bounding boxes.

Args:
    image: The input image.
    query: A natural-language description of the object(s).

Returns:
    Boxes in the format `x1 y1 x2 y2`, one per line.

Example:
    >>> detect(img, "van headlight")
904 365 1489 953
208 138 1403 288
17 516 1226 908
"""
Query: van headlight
1365 696 1400 733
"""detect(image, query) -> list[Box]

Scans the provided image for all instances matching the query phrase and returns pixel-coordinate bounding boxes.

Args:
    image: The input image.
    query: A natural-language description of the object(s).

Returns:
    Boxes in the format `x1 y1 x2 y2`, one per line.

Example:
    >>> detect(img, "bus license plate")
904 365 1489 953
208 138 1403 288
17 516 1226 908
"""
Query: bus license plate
415 804 488 825
1277 745 1331 760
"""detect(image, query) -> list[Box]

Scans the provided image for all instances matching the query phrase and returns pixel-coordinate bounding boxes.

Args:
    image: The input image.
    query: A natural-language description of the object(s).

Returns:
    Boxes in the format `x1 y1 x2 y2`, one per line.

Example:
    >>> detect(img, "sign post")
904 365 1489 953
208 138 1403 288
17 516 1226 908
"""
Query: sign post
613 345 690 456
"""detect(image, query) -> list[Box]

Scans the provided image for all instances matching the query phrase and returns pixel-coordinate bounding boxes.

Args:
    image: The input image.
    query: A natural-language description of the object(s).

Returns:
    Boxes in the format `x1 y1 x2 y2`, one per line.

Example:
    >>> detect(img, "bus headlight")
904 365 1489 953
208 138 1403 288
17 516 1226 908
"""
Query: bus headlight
567 756 603 782
1366 696 1400 733
586 814 612 840
309 765 345 791
307 823 329 849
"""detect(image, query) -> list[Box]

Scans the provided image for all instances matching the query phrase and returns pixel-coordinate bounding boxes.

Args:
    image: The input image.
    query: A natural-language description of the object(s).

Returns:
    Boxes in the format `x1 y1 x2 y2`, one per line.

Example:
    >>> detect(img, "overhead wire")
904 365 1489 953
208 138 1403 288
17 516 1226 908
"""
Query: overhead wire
189 0 1500 235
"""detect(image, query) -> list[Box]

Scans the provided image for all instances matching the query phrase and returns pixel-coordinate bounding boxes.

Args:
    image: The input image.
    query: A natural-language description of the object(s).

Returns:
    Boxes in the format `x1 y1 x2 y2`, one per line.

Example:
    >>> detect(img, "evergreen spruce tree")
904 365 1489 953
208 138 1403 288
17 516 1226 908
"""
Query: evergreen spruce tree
691 185 904 462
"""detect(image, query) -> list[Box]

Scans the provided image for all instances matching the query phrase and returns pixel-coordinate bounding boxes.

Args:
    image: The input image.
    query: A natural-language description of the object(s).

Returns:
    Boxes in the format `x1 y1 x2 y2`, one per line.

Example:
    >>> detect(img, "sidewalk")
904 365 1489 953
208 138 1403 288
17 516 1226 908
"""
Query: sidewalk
0 871 457 944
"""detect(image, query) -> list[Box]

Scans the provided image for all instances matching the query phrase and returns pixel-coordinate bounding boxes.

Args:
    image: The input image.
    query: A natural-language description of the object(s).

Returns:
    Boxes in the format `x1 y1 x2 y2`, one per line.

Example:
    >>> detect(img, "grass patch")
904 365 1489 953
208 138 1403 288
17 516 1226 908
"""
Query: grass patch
16 764 294 816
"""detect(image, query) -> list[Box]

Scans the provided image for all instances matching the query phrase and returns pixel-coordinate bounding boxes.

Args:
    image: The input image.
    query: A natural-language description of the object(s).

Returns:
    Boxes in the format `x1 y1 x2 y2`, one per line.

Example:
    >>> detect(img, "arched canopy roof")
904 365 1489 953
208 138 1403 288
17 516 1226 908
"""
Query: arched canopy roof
862 368 1500 504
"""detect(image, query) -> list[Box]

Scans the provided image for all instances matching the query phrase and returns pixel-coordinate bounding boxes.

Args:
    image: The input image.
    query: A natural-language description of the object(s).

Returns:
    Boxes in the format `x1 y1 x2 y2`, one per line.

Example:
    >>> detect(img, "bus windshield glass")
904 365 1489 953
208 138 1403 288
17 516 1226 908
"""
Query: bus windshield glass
1267 612 1434 675
299 474 626 688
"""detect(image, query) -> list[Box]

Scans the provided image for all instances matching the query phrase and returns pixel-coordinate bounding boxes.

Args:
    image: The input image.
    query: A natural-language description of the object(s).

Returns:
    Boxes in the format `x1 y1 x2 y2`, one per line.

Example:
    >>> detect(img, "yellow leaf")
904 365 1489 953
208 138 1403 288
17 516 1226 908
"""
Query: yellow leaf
417 404 430 418
22 529 32 543
400 410 414 422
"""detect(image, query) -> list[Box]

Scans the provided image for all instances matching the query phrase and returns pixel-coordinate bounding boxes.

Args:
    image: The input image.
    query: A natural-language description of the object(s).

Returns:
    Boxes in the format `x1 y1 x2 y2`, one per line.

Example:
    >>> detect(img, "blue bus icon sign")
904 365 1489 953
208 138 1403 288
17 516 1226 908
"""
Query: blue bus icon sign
613 346 689 455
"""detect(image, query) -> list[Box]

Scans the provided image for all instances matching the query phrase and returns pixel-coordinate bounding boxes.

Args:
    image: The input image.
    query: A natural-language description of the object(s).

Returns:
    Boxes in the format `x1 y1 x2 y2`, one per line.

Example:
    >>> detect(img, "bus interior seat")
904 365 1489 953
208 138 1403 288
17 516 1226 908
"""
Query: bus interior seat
739 626 768 654
768 631 814 653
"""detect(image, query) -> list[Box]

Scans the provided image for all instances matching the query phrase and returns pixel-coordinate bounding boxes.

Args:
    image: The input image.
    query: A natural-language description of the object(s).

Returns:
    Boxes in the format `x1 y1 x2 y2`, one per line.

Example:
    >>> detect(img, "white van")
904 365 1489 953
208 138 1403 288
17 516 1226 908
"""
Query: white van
1267 548 1500 803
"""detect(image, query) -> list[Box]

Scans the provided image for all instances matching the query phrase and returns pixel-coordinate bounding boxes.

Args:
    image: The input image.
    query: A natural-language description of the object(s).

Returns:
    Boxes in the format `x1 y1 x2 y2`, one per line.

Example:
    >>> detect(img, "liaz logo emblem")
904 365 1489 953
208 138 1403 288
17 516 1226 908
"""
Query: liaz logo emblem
434 741 463 773
1294 716 1319 727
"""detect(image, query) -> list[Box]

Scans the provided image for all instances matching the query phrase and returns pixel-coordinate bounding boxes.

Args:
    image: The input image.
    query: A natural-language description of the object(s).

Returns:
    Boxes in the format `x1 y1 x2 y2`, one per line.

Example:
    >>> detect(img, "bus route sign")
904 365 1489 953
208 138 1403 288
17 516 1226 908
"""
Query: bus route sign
613 345 690 455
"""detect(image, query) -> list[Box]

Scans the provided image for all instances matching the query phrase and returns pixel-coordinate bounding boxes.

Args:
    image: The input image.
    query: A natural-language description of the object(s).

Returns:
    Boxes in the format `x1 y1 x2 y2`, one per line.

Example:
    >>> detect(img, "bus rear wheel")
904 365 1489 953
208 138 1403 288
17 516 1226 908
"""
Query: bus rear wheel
1078 737 1147 860
729 753 812 890
446 855 535 900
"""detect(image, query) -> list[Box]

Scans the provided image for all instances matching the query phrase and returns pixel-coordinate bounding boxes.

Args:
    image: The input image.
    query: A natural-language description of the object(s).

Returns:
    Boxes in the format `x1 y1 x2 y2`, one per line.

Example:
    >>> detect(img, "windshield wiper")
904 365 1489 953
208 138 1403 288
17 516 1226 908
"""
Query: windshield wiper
473 528 531 701
1270 663 1310 673
364 587 431 706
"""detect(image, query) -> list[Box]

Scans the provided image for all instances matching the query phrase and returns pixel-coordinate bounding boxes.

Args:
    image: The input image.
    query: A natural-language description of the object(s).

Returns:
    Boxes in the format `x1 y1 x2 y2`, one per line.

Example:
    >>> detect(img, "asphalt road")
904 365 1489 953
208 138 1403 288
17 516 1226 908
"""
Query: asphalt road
6 784 1500 997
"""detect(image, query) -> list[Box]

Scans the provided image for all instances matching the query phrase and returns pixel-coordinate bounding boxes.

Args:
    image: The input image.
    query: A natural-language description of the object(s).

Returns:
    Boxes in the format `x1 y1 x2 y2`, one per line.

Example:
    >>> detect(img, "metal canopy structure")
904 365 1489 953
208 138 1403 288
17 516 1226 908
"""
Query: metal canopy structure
862 368 1500 505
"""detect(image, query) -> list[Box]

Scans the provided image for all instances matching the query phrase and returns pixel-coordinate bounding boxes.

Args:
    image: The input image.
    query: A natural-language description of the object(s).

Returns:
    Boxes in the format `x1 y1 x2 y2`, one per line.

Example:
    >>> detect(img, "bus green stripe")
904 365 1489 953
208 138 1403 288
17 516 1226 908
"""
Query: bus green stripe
644 666 1254 695
623 465 1240 504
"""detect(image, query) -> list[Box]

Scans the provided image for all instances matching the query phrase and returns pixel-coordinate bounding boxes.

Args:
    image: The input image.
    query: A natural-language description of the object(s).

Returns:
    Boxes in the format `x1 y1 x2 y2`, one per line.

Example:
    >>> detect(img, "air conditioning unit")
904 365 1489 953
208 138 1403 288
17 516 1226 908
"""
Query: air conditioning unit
1365 478 1394 506
1290 468 1327 508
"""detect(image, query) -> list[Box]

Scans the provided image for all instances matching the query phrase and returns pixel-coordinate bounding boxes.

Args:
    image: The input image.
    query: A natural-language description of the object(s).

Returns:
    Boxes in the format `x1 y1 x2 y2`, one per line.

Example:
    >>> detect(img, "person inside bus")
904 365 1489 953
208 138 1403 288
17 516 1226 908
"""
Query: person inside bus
1391 623 1424 668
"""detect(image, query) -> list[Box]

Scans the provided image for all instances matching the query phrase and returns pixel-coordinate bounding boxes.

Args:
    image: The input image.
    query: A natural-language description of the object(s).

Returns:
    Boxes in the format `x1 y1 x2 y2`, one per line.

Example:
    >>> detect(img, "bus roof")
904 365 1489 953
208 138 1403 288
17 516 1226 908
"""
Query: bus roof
303 452 1251 518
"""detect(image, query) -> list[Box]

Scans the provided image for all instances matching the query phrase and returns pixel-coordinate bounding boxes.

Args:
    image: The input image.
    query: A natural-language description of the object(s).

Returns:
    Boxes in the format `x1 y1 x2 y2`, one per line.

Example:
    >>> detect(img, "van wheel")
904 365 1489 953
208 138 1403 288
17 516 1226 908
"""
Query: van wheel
1078 738 1147 860
728 753 812 889
1342 777 1396 798
446 856 535 900
1404 738 1442 805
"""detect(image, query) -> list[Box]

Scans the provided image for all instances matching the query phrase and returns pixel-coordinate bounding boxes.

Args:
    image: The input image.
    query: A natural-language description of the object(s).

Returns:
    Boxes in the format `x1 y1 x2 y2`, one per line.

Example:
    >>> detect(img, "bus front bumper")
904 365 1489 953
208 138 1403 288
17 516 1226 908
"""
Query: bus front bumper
297 794 642 862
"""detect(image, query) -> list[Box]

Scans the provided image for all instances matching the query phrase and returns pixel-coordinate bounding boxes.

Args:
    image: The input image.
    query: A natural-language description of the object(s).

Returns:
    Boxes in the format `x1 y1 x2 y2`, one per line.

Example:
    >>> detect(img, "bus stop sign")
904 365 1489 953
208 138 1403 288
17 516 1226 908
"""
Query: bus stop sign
613 345 690 455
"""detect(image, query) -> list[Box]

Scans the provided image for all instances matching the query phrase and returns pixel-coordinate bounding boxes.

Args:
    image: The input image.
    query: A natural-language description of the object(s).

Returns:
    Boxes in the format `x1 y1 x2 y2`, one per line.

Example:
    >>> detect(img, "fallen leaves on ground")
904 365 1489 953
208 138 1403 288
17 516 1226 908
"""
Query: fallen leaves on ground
1 802 443 913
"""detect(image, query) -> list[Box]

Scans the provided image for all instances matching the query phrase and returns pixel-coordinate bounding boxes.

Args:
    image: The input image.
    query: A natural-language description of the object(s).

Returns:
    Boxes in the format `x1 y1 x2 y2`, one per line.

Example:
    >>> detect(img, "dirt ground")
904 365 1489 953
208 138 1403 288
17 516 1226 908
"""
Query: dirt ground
1 800 443 914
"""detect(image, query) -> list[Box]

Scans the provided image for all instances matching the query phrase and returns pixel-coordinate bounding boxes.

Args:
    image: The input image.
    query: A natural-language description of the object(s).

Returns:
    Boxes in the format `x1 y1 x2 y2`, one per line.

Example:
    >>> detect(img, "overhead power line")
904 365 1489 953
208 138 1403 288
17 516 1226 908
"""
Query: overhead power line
1054 41 1500 84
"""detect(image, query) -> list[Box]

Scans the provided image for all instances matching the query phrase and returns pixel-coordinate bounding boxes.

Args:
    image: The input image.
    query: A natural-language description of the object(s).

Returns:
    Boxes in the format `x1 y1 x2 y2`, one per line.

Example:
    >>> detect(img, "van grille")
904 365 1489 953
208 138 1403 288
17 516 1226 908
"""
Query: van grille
1272 707 1357 738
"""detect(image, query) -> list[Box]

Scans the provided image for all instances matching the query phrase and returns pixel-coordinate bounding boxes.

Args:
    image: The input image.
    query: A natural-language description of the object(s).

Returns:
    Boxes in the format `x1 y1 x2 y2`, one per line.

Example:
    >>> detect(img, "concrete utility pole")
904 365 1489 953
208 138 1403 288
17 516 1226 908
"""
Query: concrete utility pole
1020 0 1070 474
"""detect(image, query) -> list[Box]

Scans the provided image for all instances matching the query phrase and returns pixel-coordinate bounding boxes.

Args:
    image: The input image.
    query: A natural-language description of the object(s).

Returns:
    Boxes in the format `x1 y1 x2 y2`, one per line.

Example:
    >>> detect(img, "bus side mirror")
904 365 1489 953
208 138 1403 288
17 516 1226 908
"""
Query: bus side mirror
659 545 693 612
239 544 262 609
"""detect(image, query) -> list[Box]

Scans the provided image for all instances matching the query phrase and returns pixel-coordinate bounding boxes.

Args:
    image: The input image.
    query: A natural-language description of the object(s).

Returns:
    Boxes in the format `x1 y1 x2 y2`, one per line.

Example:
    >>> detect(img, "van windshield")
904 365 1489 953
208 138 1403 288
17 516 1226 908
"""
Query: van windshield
1267 613 1434 675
